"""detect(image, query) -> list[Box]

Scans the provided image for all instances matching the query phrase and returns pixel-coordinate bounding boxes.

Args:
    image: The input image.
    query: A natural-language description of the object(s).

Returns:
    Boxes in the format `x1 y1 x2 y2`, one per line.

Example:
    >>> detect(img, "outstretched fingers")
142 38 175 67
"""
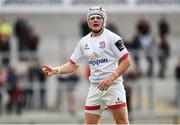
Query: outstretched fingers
41 65 53 76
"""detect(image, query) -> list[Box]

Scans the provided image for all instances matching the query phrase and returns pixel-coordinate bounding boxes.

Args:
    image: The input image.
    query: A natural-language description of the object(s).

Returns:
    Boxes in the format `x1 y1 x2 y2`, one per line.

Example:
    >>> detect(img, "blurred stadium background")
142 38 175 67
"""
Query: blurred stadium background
0 0 180 124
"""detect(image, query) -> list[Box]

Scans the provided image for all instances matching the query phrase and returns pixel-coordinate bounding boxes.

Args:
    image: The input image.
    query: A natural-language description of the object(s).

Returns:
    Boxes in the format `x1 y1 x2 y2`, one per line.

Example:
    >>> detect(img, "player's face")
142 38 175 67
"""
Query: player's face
89 16 104 33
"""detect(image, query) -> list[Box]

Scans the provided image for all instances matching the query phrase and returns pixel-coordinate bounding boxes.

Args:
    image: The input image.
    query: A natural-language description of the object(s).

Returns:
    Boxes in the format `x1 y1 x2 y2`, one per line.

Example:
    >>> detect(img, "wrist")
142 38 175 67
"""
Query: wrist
53 67 61 74
108 71 119 82
108 76 115 81
113 71 119 77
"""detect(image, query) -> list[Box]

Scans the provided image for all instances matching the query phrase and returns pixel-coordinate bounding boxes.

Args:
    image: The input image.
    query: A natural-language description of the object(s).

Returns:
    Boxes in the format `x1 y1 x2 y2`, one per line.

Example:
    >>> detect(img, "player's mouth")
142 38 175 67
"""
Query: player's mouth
93 24 99 27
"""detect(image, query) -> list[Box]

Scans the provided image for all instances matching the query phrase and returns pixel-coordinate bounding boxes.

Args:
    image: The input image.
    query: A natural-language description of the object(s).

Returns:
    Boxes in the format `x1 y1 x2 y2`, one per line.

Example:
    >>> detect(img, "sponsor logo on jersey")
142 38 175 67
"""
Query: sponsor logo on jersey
89 58 108 66
88 52 100 60
99 41 106 48
88 52 108 66
115 40 125 51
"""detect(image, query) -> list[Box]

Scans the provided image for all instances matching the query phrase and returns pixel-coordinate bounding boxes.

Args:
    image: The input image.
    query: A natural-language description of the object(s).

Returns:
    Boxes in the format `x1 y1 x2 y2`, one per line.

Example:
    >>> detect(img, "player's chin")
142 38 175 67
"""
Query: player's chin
92 28 102 33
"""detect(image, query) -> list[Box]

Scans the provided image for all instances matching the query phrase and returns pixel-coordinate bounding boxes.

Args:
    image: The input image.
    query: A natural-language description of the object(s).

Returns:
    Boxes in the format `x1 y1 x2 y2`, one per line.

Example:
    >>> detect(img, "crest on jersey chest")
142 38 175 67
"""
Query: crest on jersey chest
99 41 106 48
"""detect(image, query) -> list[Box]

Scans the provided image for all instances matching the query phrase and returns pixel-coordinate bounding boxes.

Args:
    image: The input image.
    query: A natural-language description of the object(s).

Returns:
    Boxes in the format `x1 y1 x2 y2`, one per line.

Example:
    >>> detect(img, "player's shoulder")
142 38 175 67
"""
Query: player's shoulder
105 28 122 40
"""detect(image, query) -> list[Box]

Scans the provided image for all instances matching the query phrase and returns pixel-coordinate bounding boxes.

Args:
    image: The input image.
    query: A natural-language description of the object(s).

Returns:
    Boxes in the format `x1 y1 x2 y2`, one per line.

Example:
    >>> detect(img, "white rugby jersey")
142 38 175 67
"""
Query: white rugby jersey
70 29 129 85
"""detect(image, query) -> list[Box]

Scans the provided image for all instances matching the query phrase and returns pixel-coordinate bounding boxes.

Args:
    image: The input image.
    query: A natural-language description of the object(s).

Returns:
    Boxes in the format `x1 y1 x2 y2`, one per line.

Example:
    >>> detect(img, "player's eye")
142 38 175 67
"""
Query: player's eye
90 16 102 20
96 17 102 20
90 17 95 20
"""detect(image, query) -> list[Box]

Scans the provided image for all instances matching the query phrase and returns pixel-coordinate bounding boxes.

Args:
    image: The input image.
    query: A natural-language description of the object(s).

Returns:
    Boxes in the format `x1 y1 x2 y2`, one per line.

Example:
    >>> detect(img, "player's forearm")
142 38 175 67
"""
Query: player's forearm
53 61 78 74
109 55 131 81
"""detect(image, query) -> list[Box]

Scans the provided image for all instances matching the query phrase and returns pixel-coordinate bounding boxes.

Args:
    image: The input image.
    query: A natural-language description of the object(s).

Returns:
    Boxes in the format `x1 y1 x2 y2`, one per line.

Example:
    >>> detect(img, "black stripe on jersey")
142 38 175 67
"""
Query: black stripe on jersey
115 40 125 51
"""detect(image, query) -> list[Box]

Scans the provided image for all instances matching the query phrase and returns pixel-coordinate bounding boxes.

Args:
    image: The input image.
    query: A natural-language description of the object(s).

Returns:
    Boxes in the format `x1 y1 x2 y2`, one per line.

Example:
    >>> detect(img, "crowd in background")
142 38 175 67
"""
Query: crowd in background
0 14 180 116
0 15 44 115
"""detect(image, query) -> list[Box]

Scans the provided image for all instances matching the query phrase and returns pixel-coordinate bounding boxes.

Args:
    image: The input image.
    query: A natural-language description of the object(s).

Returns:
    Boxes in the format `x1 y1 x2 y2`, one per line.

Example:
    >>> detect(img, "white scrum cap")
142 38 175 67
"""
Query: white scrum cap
87 6 107 27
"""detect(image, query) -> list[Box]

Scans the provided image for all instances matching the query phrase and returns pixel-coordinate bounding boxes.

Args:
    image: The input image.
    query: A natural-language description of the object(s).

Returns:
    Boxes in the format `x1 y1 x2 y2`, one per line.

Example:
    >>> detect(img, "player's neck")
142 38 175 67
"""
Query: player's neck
91 28 104 37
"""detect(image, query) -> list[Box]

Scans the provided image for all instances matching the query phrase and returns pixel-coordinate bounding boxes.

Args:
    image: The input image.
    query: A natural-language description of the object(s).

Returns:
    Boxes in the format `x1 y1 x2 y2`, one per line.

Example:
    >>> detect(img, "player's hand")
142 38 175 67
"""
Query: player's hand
98 77 113 91
41 65 55 77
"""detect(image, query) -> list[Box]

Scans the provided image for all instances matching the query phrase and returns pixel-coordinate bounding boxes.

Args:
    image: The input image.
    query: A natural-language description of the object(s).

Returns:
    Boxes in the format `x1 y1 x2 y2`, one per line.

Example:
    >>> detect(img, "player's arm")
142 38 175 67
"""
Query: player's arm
110 54 131 80
98 54 131 91
110 38 132 80
98 37 132 91
42 60 78 77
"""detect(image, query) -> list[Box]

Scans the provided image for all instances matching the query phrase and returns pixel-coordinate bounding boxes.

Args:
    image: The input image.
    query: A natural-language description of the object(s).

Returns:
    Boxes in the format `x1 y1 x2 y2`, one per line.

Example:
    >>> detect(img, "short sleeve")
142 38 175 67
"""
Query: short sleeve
70 40 84 66
111 36 129 62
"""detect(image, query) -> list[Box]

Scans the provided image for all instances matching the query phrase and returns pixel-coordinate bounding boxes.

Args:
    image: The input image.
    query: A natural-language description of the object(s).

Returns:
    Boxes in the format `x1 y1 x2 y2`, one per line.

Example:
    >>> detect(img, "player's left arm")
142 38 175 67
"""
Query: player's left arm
98 55 131 91
111 54 132 80
98 36 132 91
111 37 132 78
